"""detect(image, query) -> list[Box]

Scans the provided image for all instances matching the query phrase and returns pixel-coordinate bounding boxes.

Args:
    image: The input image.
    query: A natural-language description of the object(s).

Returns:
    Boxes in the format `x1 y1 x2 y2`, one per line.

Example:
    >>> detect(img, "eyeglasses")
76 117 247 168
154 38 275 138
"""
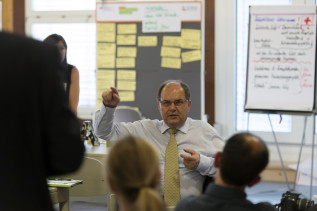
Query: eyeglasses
159 99 188 107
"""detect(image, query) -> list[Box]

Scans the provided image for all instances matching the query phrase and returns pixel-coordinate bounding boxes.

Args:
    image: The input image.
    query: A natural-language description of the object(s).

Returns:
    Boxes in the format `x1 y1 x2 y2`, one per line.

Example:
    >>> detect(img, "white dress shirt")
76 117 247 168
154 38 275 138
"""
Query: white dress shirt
93 104 224 198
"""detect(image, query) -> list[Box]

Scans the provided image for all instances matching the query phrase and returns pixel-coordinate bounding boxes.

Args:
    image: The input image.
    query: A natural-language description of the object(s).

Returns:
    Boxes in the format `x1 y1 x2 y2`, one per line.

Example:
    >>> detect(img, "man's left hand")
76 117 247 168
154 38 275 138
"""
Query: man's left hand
180 149 200 170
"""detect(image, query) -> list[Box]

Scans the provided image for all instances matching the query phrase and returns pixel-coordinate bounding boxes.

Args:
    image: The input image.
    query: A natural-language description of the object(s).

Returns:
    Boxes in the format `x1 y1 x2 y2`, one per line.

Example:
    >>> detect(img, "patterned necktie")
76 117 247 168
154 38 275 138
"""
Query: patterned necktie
164 128 180 206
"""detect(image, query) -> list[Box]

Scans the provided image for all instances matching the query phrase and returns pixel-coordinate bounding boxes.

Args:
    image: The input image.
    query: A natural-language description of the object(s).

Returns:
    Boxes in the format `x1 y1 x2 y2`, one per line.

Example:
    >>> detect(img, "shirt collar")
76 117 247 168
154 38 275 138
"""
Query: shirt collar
160 118 190 134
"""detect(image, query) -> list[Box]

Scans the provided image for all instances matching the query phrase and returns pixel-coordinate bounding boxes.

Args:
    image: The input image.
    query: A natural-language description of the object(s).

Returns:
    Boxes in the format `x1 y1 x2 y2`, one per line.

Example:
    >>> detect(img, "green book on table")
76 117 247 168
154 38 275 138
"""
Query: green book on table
47 178 83 188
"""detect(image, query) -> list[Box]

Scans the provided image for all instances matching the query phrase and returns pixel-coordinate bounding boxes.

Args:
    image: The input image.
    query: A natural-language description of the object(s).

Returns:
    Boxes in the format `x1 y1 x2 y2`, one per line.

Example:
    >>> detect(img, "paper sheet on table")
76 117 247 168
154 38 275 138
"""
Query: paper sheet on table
118 91 135 102
138 36 158 47
161 57 181 69
117 70 136 80
117 80 136 91
117 35 136 45
97 23 116 42
117 47 137 57
116 58 135 68
117 23 137 34
182 50 201 63
161 46 181 58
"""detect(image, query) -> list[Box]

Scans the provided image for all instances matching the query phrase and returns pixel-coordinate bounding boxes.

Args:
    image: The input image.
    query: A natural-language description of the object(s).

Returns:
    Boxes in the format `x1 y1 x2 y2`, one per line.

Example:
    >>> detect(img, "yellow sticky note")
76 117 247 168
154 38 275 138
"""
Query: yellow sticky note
181 39 201 49
162 36 181 47
97 79 115 90
161 57 181 69
97 23 116 42
181 29 201 49
138 36 158 47
97 43 116 57
117 24 137 34
116 58 135 68
96 98 102 109
117 70 136 80
118 91 135 102
117 35 136 45
117 47 137 57
182 50 202 63
117 80 136 91
181 29 201 39
97 70 115 80
97 89 105 99
161 46 181 58
97 56 115 68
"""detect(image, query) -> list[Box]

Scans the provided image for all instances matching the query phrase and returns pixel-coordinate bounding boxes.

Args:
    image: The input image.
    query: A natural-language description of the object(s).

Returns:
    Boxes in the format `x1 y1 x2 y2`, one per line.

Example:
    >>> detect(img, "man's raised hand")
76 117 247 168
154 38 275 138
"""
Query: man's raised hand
102 87 120 108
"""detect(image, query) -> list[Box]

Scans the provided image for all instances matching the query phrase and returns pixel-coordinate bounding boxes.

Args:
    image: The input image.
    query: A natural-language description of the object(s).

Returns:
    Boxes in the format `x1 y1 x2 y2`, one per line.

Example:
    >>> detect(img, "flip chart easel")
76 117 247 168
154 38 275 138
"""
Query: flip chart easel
245 5 317 199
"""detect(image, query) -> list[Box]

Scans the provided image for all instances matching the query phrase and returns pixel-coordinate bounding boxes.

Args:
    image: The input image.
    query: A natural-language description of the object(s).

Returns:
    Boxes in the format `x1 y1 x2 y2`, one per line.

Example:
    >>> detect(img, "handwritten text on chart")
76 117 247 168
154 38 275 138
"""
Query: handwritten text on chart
143 6 181 32
249 14 315 94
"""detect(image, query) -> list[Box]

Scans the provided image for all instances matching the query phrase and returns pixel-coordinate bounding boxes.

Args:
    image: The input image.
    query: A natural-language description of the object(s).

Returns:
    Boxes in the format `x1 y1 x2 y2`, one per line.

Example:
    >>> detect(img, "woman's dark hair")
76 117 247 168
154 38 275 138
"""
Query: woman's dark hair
43 34 68 71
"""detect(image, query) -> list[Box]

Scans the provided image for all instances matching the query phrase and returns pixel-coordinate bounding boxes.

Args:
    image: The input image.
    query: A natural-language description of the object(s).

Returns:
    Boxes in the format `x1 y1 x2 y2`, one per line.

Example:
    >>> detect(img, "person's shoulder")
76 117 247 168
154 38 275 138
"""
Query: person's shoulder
70 65 79 77
254 202 277 211
140 118 161 124
1 32 52 51
188 118 218 131
175 195 198 211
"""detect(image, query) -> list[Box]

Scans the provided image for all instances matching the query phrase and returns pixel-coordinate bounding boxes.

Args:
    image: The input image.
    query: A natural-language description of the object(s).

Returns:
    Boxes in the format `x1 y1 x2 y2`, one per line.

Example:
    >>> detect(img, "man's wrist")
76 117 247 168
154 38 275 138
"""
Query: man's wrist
103 101 117 108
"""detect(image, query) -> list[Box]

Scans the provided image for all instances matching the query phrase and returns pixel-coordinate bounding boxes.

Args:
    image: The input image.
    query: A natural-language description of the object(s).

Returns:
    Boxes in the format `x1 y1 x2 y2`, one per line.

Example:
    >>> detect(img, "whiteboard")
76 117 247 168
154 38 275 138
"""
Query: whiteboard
245 6 317 113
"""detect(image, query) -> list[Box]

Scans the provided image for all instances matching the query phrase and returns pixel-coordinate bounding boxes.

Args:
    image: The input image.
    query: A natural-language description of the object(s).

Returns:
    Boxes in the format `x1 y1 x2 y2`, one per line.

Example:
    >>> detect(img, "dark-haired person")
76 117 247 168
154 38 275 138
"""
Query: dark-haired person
0 31 84 211
107 136 165 211
44 33 79 115
94 80 224 206
175 132 276 211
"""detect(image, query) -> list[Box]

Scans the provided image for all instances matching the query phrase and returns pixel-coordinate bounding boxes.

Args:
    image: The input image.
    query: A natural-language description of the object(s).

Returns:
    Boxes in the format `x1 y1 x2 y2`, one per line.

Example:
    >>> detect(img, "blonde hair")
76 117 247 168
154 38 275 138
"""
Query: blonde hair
106 136 165 211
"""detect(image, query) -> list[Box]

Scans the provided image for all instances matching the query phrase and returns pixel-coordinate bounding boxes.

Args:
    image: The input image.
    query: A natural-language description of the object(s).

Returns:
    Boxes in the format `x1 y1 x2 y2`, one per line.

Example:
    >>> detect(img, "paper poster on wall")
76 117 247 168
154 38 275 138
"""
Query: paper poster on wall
96 2 201 23
97 23 116 42
161 46 181 58
245 6 317 112
119 91 135 102
162 36 181 47
95 1 203 120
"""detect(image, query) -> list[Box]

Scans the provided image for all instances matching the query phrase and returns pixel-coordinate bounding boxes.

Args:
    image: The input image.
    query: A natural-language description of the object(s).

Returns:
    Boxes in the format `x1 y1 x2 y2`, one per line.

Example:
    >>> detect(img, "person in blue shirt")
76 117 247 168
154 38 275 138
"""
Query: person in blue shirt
175 132 276 211
94 80 224 205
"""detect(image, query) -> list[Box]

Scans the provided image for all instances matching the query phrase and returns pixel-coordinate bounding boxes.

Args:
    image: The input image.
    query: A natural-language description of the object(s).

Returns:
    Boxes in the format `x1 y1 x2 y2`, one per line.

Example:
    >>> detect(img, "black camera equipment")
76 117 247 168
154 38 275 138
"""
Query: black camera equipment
275 191 315 211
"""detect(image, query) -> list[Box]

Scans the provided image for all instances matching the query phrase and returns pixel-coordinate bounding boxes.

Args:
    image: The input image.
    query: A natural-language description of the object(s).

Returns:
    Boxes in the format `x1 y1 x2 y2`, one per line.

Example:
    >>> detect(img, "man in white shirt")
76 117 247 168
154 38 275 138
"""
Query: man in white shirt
94 80 224 201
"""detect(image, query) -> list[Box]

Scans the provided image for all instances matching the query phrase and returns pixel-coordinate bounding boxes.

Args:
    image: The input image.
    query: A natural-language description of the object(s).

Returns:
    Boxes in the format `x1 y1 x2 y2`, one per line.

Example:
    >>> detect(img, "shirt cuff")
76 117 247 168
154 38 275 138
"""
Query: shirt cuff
100 103 116 113
196 154 215 175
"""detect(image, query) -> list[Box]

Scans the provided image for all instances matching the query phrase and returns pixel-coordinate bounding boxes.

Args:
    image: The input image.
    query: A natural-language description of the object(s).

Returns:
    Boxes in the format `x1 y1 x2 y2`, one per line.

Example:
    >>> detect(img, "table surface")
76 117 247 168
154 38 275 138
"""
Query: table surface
84 141 109 156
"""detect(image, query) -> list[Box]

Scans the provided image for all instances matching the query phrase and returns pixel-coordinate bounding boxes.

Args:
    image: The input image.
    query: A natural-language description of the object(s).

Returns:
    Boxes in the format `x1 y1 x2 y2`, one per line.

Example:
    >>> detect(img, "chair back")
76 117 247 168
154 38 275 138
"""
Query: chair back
113 106 143 123
57 156 109 196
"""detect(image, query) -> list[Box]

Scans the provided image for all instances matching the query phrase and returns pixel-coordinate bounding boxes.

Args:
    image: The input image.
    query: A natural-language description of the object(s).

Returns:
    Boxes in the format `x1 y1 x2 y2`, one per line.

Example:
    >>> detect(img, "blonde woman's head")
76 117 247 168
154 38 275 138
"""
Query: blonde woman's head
106 136 165 211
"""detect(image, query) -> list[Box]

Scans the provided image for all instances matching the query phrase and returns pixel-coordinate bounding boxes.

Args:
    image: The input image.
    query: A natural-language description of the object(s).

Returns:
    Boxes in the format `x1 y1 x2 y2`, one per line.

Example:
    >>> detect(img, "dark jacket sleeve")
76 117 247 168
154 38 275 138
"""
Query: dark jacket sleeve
39 44 84 175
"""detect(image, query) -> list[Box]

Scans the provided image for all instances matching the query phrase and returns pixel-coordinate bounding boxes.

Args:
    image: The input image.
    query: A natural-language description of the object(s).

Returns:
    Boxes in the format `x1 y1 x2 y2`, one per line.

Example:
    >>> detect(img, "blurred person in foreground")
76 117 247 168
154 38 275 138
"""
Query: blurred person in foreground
106 136 165 211
0 31 84 211
175 132 276 211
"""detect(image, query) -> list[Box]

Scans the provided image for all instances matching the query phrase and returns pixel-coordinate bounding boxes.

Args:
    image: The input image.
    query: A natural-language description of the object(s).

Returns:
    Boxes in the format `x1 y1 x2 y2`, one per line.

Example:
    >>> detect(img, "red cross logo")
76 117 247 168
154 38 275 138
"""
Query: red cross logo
304 17 311 25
